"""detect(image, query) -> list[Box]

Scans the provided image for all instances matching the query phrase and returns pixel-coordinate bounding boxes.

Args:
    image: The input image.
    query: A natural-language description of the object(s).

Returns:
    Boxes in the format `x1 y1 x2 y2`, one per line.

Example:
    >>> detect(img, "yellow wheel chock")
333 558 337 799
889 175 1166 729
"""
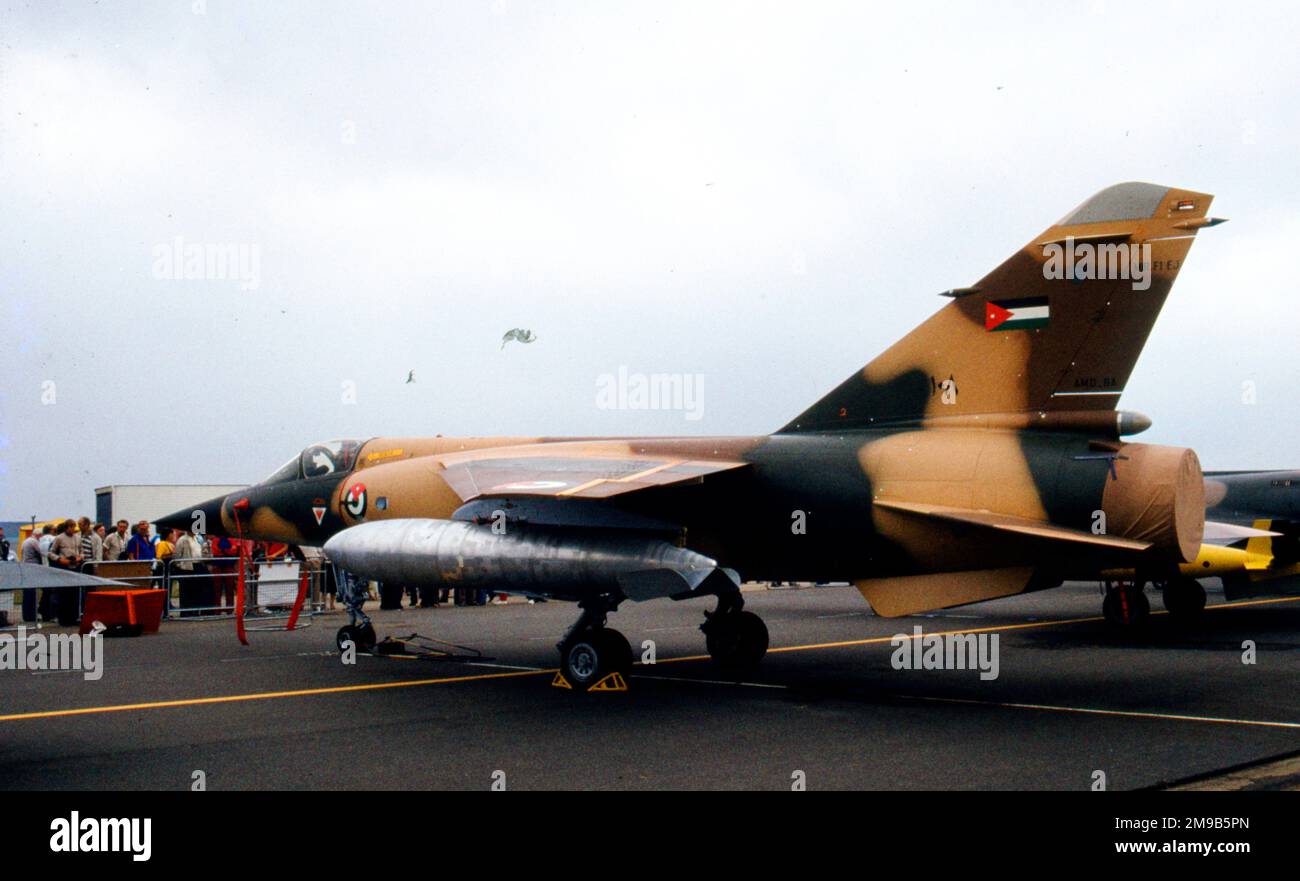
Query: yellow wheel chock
551 670 629 692
589 671 628 692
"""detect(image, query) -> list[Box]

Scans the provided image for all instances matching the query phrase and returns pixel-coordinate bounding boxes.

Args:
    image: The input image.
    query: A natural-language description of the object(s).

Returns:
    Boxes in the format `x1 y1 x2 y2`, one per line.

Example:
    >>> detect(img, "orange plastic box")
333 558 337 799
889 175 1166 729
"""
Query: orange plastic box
79 589 167 635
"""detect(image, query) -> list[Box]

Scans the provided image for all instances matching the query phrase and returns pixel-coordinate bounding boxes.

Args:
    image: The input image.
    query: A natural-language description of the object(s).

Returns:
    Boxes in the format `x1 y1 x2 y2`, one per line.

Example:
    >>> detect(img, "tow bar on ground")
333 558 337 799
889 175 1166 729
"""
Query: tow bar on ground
368 632 488 662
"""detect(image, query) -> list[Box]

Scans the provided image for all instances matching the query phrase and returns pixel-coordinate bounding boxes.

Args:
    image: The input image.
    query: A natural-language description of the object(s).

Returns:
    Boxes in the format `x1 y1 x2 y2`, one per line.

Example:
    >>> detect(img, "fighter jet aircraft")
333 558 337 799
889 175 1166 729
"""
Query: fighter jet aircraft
159 182 1226 690
1205 470 1300 526
1200 470 1300 599
1091 473 1298 620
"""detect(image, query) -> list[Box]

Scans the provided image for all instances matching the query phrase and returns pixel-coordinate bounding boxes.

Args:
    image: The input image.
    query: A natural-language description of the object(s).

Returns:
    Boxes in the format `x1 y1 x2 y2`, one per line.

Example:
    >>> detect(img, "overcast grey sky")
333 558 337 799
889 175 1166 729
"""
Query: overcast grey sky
2 0 1298 519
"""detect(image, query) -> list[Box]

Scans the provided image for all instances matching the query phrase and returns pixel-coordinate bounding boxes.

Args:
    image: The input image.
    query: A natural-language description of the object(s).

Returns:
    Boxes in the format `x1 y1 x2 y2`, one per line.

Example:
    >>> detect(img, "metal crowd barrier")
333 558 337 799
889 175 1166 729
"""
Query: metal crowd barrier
161 556 323 623
0 556 325 631
82 557 323 622
159 555 241 618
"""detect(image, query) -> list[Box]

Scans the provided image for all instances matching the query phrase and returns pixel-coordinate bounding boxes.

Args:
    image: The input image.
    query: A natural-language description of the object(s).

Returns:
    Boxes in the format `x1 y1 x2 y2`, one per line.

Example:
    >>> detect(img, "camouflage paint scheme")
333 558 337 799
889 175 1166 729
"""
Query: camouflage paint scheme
159 183 1222 617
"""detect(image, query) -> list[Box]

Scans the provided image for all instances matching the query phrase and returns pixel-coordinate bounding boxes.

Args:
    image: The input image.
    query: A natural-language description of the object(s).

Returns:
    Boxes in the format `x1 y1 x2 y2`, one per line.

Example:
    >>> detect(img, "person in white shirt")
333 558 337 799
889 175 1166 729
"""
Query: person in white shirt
36 525 57 620
103 520 130 561
37 525 55 564
172 528 210 616
19 532 44 622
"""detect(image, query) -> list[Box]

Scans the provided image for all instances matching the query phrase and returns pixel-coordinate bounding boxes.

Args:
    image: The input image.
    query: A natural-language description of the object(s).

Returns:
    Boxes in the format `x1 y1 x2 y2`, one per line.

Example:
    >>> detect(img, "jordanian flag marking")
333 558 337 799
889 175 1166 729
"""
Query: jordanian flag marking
985 296 1049 332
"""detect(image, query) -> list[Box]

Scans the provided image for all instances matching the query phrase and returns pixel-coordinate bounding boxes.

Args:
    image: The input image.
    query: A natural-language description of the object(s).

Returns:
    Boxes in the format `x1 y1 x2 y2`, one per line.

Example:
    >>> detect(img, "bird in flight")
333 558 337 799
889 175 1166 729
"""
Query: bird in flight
501 328 537 349
406 370 415 384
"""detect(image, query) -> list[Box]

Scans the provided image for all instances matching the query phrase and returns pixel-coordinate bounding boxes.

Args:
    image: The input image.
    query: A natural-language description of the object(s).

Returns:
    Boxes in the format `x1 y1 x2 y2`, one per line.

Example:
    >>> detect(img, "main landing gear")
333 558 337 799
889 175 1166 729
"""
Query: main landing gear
701 591 769 670
1101 576 1208 631
556 596 634 692
554 589 771 693
1102 580 1150 631
1157 576 1207 622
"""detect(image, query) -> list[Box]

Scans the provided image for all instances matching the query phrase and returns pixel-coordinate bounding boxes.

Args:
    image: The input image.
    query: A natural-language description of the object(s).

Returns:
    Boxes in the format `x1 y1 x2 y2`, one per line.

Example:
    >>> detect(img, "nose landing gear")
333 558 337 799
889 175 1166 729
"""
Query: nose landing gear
337 622 377 653
552 584 771 693
336 567 377 653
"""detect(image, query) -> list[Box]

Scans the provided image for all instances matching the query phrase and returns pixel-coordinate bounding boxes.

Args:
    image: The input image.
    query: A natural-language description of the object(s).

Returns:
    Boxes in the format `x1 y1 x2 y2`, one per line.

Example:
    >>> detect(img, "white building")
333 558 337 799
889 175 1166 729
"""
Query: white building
94 484 247 531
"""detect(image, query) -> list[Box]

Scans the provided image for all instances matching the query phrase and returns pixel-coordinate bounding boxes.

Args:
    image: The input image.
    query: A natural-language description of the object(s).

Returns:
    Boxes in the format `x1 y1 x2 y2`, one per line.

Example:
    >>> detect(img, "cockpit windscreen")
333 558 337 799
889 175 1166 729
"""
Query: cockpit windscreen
262 439 362 484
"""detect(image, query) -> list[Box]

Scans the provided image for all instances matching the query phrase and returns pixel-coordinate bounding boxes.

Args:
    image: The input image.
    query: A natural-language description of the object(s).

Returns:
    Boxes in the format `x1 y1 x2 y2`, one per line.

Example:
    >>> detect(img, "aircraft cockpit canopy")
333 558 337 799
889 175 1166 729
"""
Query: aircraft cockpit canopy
262 439 363 484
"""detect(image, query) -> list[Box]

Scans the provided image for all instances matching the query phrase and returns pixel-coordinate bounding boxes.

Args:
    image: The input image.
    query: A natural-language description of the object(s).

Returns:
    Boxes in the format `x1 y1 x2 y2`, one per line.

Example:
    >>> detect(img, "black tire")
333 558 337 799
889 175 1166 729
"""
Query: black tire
559 627 629 691
1102 585 1150 630
337 623 377 653
705 610 769 669
600 628 634 674
1161 578 1207 621
355 623 377 651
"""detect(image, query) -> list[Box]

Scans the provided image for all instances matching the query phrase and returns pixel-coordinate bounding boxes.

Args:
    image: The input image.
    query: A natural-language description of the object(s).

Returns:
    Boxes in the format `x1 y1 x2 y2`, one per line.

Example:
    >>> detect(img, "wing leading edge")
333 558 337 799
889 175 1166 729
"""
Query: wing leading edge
436 453 749 502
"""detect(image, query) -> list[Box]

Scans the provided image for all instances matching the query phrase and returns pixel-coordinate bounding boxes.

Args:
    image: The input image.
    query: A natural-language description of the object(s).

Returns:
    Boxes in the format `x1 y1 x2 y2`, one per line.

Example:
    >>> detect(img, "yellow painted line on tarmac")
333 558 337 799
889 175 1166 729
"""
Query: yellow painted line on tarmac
653 593 1300 665
1202 594 1300 612
902 694 1300 731
651 614 1107 665
3 594 1297 723
0 667 554 723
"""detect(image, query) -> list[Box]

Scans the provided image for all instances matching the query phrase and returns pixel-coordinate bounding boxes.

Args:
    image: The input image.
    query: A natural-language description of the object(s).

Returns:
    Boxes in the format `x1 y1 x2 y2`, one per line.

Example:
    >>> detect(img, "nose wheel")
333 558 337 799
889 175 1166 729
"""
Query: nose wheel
335 566 377 653
337 622 377 653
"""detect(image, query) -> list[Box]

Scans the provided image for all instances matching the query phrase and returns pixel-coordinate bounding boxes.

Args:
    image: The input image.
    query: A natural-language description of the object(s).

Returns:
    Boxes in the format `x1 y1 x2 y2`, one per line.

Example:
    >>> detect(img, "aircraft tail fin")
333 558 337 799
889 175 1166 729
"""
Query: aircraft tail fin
1224 520 1300 599
1247 519 1300 568
783 183 1223 433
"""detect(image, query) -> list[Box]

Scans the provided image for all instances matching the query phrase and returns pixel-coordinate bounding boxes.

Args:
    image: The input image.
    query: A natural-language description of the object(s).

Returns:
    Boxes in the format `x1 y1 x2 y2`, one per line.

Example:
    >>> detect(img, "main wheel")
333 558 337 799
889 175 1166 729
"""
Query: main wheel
559 628 631 691
704 610 769 669
599 628 634 674
1161 578 1207 621
1102 584 1150 630
337 623 377 653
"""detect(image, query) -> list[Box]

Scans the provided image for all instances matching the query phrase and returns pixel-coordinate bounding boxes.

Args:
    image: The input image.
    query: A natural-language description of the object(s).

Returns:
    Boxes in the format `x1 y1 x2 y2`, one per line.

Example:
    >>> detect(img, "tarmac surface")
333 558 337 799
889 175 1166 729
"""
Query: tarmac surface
2 582 1299 790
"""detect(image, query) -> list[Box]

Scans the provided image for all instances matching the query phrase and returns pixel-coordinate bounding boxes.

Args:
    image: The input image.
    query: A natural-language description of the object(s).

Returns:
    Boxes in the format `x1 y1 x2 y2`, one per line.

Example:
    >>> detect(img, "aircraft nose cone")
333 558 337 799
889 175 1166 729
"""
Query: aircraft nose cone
155 491 230 537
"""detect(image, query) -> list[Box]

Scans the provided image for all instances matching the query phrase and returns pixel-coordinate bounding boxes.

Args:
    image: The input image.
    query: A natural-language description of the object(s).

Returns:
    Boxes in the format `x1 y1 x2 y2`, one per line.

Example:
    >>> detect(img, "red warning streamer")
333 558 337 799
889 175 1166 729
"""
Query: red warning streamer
285 571 309 631
232 498 250 646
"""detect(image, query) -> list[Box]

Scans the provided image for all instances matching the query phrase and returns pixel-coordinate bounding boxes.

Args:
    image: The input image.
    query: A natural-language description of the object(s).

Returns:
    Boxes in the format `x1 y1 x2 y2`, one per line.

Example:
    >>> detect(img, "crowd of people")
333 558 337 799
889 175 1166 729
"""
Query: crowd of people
3 518 289 626
1 517 508 628
376 581 506 611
